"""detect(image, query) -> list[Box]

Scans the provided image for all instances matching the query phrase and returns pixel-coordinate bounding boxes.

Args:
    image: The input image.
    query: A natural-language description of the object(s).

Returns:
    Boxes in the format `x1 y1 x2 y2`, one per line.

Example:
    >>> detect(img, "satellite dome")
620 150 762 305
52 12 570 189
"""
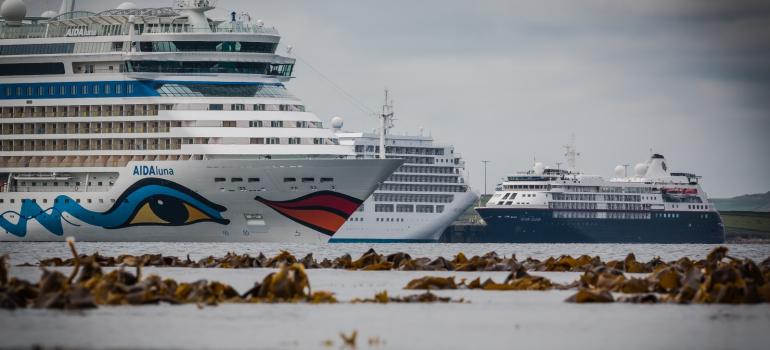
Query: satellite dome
614 165 625 178
1 0 27 24
40 10 57 18
533 162 545 175
330 116 344 129
117 2 137 10
634 163 648 177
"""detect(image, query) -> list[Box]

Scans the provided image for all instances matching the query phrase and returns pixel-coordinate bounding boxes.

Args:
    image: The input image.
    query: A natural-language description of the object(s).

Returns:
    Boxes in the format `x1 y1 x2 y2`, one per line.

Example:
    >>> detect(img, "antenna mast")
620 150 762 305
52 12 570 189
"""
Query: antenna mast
564 133 580 172
378 89 394 159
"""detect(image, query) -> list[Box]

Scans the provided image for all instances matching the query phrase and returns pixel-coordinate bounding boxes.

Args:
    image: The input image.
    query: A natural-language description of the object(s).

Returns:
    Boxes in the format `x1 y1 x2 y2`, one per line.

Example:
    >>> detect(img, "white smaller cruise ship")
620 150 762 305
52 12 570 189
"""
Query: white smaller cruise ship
329 94 477 242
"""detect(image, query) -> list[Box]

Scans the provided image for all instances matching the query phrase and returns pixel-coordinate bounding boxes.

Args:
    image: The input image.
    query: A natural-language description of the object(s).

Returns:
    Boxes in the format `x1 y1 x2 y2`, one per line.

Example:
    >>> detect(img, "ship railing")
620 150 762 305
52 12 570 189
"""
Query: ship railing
141 24 279 35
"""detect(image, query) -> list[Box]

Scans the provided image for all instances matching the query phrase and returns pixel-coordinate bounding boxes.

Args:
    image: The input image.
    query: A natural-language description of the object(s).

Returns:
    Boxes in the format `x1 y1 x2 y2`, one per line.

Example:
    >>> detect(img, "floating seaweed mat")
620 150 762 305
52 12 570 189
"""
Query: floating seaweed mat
567 247 770 304
403 268 572 291
351 290 465 303
27 246 770 279
0 241 337 310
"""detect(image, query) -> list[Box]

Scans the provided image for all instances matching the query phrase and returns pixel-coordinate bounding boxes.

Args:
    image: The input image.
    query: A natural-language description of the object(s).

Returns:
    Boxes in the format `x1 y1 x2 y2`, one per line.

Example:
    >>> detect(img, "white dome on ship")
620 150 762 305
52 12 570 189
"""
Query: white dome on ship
614 165 625 178
533 162 545 175
330 116 344 130
1 0 27 23
117 2 137 10
40 10 57 18
634 163 648 177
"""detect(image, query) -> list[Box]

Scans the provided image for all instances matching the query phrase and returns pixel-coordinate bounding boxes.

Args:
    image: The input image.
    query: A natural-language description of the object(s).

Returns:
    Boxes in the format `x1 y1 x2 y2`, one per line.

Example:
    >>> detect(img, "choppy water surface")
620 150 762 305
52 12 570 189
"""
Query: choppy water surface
1 242 769 265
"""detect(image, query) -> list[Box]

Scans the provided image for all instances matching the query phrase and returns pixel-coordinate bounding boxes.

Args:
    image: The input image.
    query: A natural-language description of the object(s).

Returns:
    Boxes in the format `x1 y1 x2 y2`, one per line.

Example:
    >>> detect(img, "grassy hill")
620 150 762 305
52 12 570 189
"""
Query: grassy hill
712 191 770 212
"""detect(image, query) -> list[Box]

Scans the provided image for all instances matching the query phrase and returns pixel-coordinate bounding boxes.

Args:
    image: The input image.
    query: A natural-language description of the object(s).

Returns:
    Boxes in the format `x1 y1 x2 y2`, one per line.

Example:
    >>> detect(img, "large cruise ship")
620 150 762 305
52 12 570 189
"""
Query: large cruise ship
476 148 725 243
0 0 402 242
329 95 478 242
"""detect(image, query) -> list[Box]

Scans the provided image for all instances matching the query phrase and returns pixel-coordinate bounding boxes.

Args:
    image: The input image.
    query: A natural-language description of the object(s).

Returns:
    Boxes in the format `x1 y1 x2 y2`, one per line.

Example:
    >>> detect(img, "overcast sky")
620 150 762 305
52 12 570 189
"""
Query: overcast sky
24 0 770 197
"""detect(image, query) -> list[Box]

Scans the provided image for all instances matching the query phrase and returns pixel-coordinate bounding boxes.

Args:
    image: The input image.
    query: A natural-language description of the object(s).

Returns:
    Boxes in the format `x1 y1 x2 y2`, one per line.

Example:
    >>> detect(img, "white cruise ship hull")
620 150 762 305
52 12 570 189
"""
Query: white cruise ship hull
331 190 478 242
0 158 402 242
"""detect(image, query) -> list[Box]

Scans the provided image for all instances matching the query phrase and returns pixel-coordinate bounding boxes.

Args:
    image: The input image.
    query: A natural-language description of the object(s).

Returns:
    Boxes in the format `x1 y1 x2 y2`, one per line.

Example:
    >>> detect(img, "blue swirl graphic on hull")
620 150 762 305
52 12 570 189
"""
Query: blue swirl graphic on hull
1 178 229 237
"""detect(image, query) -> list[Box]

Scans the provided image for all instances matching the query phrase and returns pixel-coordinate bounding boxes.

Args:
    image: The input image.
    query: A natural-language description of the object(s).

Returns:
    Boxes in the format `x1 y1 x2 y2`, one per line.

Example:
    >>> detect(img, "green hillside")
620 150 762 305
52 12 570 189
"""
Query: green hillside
713 191 770 212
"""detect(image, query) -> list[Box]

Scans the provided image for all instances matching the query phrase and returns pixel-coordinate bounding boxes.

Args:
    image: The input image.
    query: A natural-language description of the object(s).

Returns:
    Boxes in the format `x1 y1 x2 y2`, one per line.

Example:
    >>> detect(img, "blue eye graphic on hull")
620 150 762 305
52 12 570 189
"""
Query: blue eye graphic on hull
1 178 229 237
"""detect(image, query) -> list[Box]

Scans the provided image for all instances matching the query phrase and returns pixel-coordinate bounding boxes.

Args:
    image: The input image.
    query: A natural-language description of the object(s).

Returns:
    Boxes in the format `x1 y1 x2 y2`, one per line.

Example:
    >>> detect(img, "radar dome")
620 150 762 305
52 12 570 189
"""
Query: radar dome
330 116 344 130
533 162 545 175
117 2 137 10
1 0 27 24
634 163 648 177
614 165 625 178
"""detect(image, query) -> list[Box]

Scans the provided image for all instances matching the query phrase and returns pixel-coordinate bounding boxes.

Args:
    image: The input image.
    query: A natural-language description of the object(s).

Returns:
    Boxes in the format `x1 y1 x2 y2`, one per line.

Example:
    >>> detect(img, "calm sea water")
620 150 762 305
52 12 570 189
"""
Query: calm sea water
1 242 769 265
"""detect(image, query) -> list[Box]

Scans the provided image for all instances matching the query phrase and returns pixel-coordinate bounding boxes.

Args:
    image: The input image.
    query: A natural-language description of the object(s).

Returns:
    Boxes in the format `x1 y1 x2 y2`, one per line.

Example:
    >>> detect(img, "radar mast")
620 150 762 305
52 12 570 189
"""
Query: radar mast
563 133 580 173
378 89 394 159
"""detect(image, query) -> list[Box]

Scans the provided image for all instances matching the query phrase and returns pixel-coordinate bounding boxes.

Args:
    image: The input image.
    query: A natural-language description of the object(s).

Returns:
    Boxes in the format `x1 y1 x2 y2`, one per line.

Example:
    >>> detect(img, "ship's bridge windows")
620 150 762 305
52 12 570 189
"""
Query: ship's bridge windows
248 178 260 183
214 177 226 182
320 178 334 183
138 41 277 54
128 61 294 77
283 177 296 183
301 177 315 183
154 82 294 98
231 178 243 182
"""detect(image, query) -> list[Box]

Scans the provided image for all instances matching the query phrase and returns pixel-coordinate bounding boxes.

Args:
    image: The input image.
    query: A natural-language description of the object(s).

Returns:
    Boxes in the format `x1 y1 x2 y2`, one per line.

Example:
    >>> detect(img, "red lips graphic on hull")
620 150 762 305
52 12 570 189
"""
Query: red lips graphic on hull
254 191 363 236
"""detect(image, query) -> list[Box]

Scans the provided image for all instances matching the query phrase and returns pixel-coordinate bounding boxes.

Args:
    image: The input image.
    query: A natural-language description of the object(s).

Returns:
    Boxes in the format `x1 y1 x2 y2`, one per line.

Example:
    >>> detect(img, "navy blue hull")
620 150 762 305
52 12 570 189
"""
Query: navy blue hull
476 208 725 243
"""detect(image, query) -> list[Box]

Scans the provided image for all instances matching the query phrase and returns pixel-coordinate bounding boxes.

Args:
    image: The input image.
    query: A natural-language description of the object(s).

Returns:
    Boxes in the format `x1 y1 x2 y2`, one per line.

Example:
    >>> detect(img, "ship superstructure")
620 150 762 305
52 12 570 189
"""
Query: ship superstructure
331 117 477 242
0 0 401 242
477 153 725 243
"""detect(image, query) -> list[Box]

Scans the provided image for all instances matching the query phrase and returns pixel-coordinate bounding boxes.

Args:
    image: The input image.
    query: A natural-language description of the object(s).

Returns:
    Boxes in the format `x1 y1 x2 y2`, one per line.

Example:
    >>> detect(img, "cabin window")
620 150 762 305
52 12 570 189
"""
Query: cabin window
283 178 296 182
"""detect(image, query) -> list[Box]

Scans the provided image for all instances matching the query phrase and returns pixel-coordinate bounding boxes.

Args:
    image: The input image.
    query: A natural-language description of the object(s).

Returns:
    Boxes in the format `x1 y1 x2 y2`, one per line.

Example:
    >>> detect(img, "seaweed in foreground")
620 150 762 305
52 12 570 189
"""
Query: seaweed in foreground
403 267 570 291
566 247 770 304
0 239 336 310
351 290 464 303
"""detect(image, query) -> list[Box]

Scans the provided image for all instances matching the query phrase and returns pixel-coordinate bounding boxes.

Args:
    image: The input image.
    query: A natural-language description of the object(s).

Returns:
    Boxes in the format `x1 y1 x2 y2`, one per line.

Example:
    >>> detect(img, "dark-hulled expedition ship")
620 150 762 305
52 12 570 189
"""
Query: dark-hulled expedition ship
476 152 724 243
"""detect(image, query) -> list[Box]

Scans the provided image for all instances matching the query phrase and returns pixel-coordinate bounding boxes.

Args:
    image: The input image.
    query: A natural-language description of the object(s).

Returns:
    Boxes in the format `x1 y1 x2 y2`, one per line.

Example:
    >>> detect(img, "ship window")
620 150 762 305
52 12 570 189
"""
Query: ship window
231 178 243 182
283 177 296 182
248 178 260 182
231 104 245 111
301 177 315 183
214 177 226 182
397 204 413 212
0 63 65 76
320 177 334 183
